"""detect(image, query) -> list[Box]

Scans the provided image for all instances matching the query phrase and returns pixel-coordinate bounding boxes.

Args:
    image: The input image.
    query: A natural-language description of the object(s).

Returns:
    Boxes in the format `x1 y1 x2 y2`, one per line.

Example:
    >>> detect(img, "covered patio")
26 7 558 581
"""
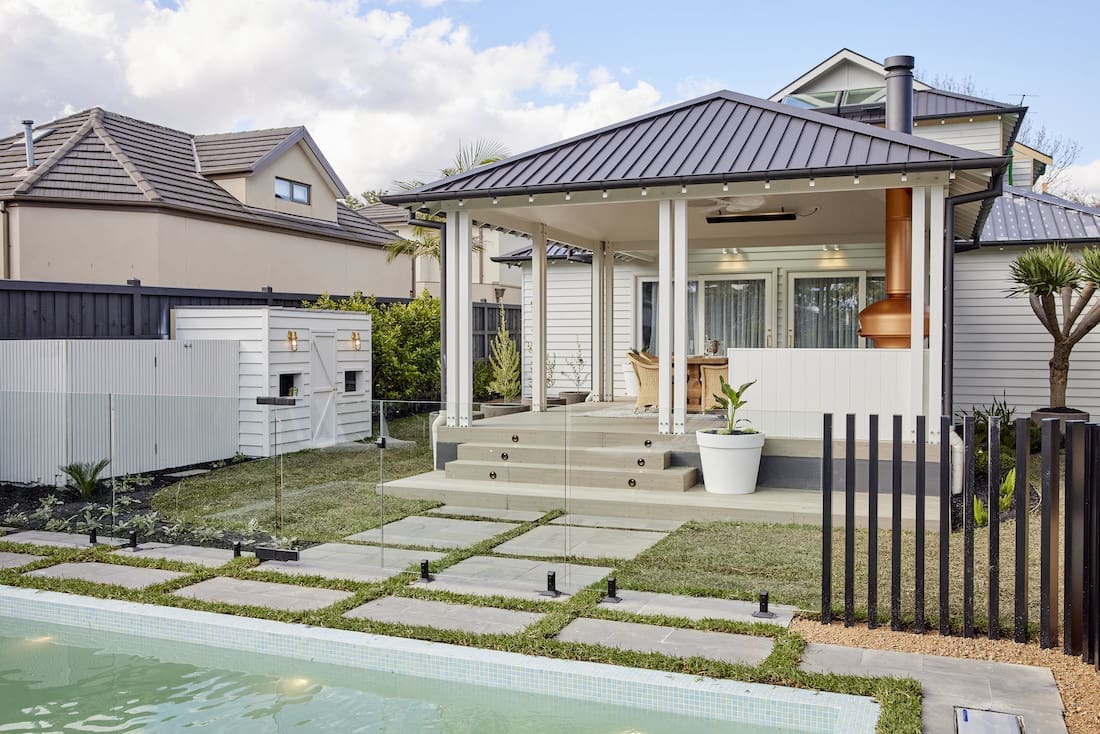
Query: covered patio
385 87 1007 441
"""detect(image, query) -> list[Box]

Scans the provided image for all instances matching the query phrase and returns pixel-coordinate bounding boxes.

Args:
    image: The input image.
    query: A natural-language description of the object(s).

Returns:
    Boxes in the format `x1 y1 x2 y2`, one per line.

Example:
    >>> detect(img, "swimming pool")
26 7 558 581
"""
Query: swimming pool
0 587 879 732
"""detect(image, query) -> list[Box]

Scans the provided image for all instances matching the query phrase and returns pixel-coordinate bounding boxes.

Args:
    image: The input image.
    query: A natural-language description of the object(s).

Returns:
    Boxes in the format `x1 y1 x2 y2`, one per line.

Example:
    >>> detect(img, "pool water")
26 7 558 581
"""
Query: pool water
0 618 787 733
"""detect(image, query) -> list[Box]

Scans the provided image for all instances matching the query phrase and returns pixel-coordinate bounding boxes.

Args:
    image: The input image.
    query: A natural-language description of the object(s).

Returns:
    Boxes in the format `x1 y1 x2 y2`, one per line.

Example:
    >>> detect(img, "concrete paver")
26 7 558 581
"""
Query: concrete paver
493 525 666 560
345 596 542 634
260 543 444 582
800 643 1065 734
557 617 774 666
600 589 795 628
345 516 514 549
116 542 239 568
426 555 611 601
164 468 210 478
550 514 684 532
425 505 544 522
26 562 186 590
3 530 126 549
0 551 44 569
173 577 353 612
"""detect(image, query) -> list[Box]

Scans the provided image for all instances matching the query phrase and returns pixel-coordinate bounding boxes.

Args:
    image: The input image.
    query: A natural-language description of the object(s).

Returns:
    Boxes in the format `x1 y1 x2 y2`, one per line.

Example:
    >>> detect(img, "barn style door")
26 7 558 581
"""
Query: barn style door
310 333 337 447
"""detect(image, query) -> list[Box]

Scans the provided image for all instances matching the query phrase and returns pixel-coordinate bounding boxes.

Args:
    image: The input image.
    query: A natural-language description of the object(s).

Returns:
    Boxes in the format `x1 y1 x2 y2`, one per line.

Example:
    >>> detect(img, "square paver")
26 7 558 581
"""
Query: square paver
600 589 795 628
550 514 684 532
3 530 126 549
164 468 210 478
557 617 774 665
173 577 353 612
426 555 612 601
345 596 542 634
345 516 514 549
117 543 239 568
493 525 666 560
260 543 445 582
26 562 186 589
426 505 544 522
0 551 44 569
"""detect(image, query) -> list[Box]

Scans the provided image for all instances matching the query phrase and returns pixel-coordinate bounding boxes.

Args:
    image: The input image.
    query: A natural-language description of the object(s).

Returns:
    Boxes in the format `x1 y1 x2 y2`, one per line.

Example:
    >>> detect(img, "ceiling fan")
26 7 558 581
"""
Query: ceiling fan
687 195 767 213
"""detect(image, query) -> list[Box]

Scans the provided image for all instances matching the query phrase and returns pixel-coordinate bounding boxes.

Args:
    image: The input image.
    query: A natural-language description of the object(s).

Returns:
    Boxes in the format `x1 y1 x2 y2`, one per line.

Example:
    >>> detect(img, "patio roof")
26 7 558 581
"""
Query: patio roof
384 90 1007 207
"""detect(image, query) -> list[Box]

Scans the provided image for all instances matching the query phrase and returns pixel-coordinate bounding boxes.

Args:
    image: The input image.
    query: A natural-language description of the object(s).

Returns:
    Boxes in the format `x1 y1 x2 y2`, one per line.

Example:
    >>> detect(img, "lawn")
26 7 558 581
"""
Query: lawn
153 412 438 541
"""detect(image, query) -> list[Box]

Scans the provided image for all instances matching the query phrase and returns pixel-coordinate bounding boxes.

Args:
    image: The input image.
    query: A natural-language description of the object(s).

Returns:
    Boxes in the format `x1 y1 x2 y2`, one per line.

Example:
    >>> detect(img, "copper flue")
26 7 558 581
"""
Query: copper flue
857 188 929 348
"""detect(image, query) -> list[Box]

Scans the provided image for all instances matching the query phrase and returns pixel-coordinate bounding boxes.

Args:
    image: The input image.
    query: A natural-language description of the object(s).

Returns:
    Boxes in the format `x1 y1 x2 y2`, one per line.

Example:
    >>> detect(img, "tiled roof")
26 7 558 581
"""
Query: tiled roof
0 108 389 247
193 127 300 174
384 90 1006 205
980 186 1100 245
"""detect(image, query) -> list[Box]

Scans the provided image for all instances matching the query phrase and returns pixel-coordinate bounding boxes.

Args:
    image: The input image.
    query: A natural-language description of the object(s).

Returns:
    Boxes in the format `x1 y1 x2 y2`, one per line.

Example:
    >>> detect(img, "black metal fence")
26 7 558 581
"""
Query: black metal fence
821 414 1099 670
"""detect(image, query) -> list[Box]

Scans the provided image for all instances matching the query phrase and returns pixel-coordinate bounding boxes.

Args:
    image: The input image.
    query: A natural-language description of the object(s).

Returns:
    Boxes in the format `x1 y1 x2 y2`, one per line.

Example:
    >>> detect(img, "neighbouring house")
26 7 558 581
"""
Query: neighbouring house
360 200 523 304
0 108 406 296
386 52 1010 442
411 48 1098 422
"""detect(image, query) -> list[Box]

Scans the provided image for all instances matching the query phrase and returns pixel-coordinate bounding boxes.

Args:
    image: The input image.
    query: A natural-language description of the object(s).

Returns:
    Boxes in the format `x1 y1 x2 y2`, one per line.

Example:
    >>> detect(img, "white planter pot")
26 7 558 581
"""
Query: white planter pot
622 361 639 397
696 429 766 494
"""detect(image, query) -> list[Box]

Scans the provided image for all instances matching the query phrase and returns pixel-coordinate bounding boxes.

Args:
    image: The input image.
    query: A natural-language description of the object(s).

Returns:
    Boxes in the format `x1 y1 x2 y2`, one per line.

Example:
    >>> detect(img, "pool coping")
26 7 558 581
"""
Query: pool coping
0 585 879 733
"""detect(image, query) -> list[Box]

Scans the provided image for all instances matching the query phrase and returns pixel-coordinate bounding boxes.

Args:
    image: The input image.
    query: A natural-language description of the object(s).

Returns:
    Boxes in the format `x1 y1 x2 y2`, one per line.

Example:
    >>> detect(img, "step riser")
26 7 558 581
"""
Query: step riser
439 427 672 449
444 462 696 492
455 444 671 470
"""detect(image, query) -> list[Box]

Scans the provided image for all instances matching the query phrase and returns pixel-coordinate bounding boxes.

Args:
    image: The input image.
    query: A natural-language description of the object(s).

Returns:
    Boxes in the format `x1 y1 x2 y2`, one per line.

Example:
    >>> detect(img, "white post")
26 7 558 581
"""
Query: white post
531 224 547 412
657 200 673 434
457 210 473 427
672 199 688 434
928 184 945 439
445 213 459 426
909 187 927 438
590 241 605 401
602 245 615 401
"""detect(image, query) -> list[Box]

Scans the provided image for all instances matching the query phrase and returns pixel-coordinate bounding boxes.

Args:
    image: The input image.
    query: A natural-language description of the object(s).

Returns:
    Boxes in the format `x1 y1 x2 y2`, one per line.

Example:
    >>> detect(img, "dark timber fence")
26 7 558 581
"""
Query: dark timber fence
821 414 1100 670
0 279 519 360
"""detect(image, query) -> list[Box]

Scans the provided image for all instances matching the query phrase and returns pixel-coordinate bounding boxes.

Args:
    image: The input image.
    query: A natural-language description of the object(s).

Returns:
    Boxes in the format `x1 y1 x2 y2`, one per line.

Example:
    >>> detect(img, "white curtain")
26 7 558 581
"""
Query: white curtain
792 276 860 348
704 279 766 349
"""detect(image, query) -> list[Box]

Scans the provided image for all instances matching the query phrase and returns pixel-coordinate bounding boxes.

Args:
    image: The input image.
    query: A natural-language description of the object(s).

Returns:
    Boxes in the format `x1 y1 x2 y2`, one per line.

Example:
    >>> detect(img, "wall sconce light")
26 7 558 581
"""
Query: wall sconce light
350 332 361 351
287 330 298 351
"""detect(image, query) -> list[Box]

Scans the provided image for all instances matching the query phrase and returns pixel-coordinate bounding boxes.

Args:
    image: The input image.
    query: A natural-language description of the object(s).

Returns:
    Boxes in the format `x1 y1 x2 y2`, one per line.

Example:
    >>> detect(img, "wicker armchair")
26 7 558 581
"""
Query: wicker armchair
699 363 729 412
628 353 660 414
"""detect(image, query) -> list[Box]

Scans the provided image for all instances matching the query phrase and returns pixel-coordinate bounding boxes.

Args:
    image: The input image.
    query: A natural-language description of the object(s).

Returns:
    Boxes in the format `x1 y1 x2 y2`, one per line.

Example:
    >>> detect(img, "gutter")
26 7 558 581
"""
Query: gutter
942 169 1006 420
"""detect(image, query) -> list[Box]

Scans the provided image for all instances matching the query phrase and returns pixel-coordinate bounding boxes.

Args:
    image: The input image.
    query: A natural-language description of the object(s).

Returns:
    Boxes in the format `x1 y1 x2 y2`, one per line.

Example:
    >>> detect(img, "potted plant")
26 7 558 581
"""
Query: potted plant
482 304 530 418
695 377 764 494
559 339 591 404
1008 244 1100 427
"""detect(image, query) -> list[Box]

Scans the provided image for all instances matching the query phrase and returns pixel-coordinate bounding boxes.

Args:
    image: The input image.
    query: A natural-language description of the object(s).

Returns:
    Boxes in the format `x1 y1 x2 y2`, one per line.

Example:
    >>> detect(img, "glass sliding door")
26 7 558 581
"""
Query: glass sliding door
638 280 698 355
702 275 773 349
864 274 886 348
787 272 863 348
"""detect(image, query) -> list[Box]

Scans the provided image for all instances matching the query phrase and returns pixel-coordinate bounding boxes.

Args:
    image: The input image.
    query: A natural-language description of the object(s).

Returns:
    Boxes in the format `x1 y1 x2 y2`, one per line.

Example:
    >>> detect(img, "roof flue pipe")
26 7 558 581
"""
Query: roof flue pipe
858 55 929 348
22 120 35 169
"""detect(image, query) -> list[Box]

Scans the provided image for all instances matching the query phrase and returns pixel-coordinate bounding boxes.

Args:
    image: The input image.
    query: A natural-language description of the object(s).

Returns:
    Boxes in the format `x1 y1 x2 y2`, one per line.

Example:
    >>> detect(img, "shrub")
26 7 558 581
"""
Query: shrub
473 359 497 401
487 304 521 401
60 459 110 500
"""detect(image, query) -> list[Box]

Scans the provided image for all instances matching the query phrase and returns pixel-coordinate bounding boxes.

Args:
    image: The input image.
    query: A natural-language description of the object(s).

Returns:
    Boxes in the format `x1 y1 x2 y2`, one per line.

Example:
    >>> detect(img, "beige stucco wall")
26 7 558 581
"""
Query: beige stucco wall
211 143 338 222
8 205 412 297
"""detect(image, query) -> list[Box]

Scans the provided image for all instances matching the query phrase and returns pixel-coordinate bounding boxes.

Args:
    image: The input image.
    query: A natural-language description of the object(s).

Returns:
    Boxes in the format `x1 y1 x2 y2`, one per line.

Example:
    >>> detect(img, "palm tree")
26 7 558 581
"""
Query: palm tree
385 139 510 264
1008 243 1100 408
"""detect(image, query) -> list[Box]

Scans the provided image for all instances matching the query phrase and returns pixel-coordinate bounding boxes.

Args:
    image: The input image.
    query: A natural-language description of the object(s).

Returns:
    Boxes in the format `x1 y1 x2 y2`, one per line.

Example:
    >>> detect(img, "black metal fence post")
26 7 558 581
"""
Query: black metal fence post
844 413 856 627
1040 417 1060 649
988 422 1001 640
821 413 834 625
963 415 976 638
1014 417 1030 643
867 414 879 629
891 414 903 631
915 415 926 634
1065 421 1086 655
939 415 951 636
127 278 143 337
1085 423 1099 666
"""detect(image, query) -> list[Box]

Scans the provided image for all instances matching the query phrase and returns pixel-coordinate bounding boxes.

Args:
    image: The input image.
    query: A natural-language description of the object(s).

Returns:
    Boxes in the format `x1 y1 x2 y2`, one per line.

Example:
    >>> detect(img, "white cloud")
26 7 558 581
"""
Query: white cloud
0 0 662 193
676 75 725 101
1059 159 1100 204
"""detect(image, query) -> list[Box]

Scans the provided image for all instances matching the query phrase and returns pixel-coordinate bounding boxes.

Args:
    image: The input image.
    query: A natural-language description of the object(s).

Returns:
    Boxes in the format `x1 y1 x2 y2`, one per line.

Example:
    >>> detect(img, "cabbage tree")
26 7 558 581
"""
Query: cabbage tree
1008 244 1100 408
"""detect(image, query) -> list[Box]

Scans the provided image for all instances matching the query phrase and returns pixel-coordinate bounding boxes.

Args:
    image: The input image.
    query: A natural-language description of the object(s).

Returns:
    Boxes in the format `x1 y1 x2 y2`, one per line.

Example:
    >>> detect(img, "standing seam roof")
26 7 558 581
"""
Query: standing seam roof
980 186 1100 244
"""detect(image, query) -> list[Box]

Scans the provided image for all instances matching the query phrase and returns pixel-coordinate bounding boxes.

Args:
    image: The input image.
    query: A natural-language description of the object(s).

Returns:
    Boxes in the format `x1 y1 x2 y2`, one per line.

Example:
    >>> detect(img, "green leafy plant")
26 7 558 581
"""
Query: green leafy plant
1008 244 1100 408
973 496 989 528
711 377 757 435
487 304 521 401
30 495 64 523
2 504 27 526
565 339 590 390
999 468 1017 513
59 459 110 500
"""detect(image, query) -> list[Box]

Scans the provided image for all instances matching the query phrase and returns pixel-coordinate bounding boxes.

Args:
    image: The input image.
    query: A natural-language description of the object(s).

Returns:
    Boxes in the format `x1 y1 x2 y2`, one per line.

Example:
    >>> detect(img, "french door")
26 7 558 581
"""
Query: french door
638 273 774 354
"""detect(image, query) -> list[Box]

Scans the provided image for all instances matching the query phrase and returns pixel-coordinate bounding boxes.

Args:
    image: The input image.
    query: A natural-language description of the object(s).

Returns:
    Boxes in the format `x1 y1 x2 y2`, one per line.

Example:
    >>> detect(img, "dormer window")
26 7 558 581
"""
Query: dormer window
275 177 310 205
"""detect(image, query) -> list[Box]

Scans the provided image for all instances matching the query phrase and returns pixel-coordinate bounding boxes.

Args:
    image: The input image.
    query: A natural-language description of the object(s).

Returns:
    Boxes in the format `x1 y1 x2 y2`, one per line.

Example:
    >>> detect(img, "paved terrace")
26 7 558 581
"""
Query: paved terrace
0 516 1065 733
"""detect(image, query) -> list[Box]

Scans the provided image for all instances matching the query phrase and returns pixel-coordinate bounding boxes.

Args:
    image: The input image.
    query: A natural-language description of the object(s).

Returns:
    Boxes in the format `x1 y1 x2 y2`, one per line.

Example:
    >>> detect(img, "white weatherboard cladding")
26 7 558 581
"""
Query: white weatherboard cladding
174 307 372 457
954 247 1100 417
0 340 238 484
913 118 1004 156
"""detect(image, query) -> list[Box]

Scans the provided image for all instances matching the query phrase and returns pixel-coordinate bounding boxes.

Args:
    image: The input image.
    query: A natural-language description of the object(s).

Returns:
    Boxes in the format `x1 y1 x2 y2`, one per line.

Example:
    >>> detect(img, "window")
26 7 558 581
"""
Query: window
639 280 698 354
275 177 310 204
638 274 775 354
788 273 862 348
278 373 301 397
344 370 361 393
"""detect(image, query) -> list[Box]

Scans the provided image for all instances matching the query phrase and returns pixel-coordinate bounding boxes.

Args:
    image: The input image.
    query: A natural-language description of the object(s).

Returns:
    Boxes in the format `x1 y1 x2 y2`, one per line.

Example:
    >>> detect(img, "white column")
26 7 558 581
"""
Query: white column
672 199 688 434
444 213 459 426
657 200 673 434
531 224 547 412
590 241 605 401
928 184 945 438
602 245 615 401
456 210 473 427
909 187 927 438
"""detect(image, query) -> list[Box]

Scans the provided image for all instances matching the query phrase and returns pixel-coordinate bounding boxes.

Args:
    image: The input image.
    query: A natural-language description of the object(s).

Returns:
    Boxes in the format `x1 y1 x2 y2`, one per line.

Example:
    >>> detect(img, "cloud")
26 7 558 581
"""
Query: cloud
1059 159 1100 203
0 0 662 194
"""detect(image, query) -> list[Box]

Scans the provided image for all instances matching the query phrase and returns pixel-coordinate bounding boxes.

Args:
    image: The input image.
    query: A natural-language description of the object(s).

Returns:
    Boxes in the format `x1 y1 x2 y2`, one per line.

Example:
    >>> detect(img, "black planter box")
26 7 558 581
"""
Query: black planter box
255 546 299 562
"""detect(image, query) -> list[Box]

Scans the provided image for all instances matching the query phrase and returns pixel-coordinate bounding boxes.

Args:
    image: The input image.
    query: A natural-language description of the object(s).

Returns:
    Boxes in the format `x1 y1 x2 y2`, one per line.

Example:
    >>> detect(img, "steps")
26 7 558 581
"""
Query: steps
445 442 697 492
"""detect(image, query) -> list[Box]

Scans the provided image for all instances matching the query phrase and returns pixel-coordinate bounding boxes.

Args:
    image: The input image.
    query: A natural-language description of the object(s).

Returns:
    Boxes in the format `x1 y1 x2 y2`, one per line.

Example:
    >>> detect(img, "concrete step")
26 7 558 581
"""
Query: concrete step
455 442 672 470
444 460 697 492
438 425 692 450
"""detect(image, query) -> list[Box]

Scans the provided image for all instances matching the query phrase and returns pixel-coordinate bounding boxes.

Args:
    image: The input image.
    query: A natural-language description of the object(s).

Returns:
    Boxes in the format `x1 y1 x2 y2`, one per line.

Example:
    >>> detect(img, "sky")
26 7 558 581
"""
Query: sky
2 0 1098 199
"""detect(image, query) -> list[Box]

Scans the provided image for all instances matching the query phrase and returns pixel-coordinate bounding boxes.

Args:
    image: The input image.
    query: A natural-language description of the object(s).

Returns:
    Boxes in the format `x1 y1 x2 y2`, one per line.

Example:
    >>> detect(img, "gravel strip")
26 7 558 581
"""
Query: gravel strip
791 618 1099 733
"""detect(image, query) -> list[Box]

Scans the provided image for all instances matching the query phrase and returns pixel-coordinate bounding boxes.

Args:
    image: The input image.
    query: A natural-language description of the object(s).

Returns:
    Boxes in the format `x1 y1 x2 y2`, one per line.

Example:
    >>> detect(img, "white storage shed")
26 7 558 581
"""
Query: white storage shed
172 307 372 457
